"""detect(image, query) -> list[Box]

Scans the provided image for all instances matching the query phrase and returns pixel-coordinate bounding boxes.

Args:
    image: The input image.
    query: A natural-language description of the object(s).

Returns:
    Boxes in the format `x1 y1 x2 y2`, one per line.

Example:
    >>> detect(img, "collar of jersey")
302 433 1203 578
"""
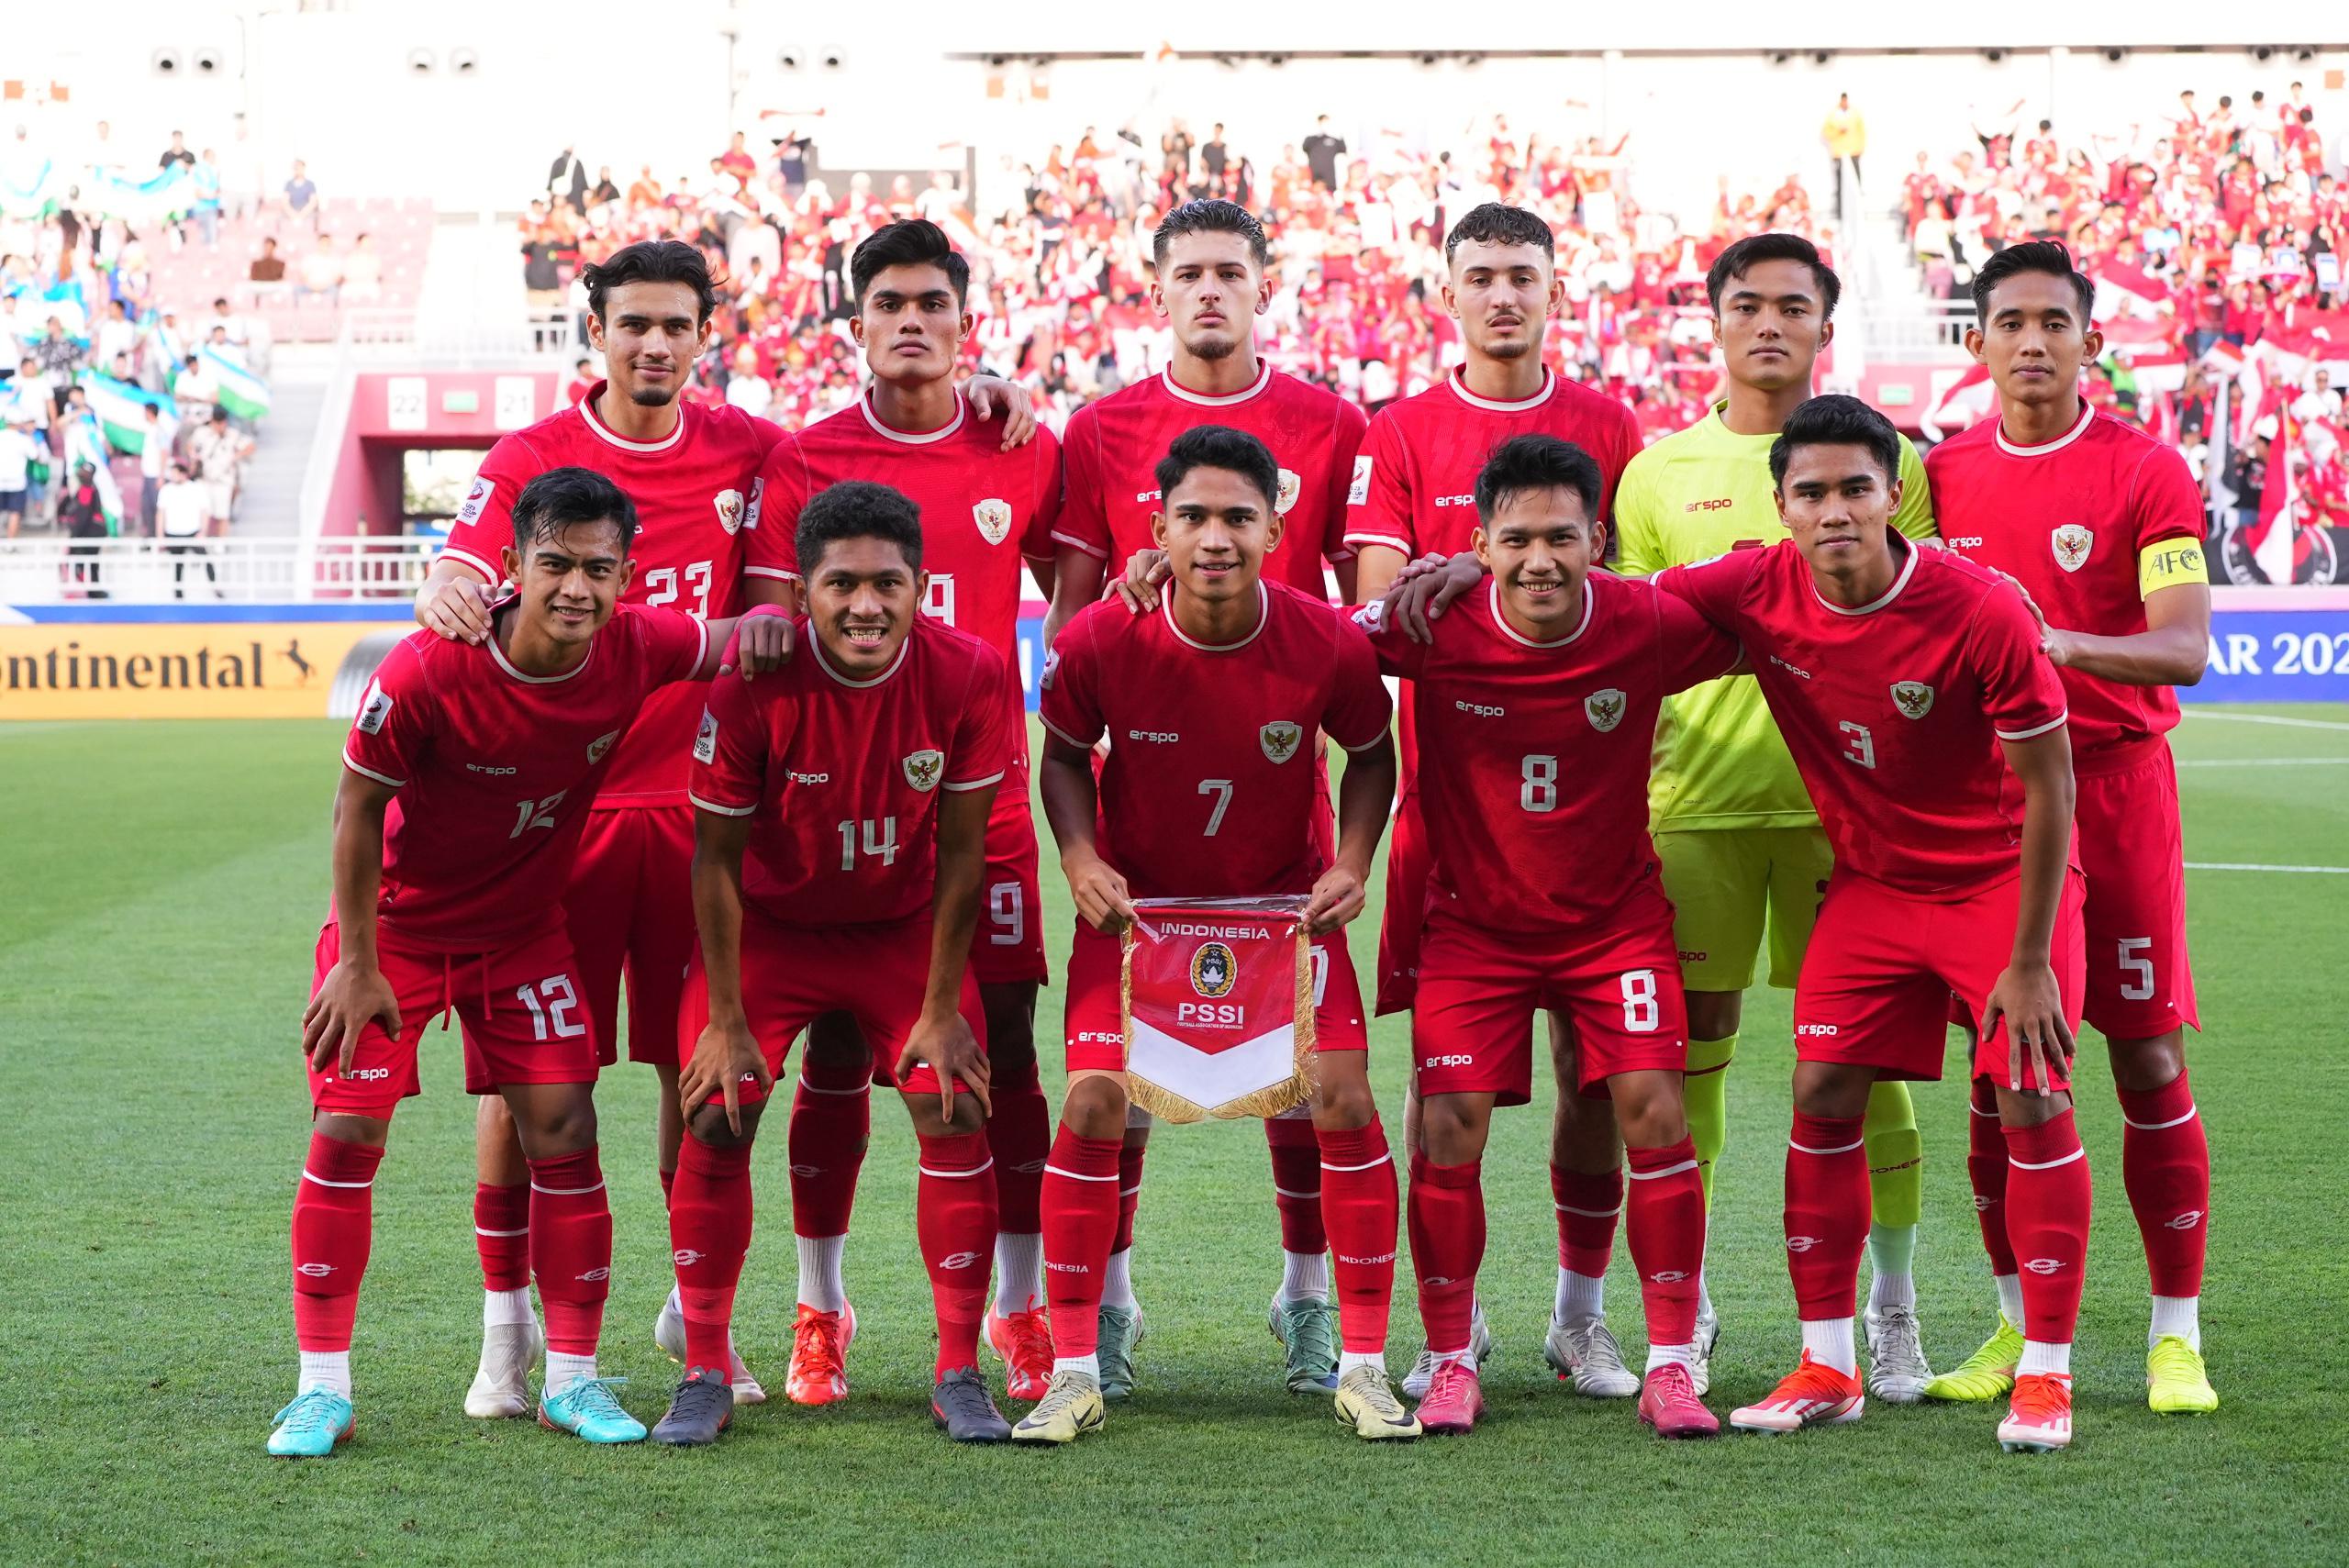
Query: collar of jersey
811 626 910 687
1160 579 1268 651
1811 535 1919 617
1162 360 1272 407
859 390 965 445
1994 399 2094 458
579 384 686 453
1446 367 1553 414
1487 576 1594 648
487 601 597 684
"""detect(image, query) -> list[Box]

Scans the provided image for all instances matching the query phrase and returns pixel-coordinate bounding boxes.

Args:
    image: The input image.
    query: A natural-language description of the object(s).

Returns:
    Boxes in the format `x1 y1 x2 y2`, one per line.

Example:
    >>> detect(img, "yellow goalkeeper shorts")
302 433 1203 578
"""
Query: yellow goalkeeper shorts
1653 825 1834 994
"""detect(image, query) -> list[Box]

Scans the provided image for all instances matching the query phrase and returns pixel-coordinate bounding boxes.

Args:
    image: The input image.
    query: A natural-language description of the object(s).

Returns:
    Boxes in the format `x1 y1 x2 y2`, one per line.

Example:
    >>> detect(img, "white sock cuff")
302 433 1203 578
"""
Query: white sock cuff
2017 1340 2072 1378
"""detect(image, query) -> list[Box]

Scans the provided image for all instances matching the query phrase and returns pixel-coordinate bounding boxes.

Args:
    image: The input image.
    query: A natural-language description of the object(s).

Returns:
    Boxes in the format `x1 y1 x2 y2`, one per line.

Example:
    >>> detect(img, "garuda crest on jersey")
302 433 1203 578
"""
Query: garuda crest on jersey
1891 681 1935 719
902 748 945 792
1260 720 1303 762
2051 523 2093 573
974 497 1013 546
1275 468 1302 517
714 488 746 536
1585 688 1628 733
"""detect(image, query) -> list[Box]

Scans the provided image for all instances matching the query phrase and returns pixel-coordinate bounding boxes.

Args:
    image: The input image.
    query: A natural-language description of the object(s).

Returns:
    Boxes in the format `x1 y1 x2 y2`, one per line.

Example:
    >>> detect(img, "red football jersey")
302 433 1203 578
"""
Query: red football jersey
1656 539 2071 899
1038 580 1392 899
1927 404 2207 764
340 604 709 951
1054 361 1367 601
747 389 1059 741
1363 573 1739 931
434 383 786 807
688 616 1015 927
1343 367 1642 561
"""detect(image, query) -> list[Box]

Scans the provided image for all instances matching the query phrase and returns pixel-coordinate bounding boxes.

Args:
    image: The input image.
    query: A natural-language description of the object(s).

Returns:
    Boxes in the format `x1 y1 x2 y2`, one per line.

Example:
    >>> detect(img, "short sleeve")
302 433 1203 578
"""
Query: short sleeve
1342 412 1417 556
1036 606 1108 749
1348 598 1427 682
944 647 1017 792
437 433 543 584
2127 442 2209 552
1652 548 1756 636
1611 449 1667 576
1021 427 1064 561
1321 609 1396 751
1654 586 1743 693
1051 408 1111 561
687 673 769 817
1892 436 1939 541
343 638 435 789
627 605 711 687
744 437 807 584
1967 584 2070 742
1319 400 1371 562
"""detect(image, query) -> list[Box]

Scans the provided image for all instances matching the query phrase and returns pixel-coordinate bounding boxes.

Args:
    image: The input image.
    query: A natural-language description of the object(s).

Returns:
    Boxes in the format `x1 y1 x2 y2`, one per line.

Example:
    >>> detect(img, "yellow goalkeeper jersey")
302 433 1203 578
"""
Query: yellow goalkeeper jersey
1613 401 1938 831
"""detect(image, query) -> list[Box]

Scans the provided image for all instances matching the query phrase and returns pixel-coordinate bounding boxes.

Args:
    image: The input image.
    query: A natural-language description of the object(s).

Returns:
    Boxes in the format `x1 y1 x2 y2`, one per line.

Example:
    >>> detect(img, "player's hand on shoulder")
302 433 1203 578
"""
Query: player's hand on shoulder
1112 549 1171 616
302 958 402 1077
1301 863 1367 934
682 1013 771 1136
1982 960 2076 1097
417 574 495 645
721 606 796 680
1064 852 1136 935
1380 550 1483 642
899 1009 992 1118
964 373 1038 450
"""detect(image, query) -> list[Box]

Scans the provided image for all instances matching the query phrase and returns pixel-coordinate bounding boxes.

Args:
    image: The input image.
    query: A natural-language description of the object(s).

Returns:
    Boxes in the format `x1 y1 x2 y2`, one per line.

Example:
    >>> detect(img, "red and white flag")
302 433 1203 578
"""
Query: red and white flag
1120 896 1316 1123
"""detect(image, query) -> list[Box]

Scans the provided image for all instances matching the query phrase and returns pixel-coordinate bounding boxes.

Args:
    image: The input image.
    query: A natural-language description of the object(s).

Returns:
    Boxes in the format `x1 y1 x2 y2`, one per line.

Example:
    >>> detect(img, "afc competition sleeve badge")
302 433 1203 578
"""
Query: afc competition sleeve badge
694 707 719 763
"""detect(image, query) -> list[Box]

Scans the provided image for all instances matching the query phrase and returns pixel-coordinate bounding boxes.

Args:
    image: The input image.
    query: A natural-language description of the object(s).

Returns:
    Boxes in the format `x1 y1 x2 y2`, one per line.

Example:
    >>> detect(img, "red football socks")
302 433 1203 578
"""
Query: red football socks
917 1131 999 1377
2118 1072 2209 1297
1407 1151 1485 1357
1551 1164 1623 1279
1783 1111 1869 1320
291 1133 382 1352
527 1148 611 1358
473 1181 529 1294
1316 1119 1397 1353
2003 1109 2091 1344
668 1135 753 1380
1965 1080 2018 1276
788 1053 871 1242
1112 1140 1146 1256
1267 1116 1329 1254
1040 1126 1122 1360
1626 1137 1705 1346
986 1049 1051 1239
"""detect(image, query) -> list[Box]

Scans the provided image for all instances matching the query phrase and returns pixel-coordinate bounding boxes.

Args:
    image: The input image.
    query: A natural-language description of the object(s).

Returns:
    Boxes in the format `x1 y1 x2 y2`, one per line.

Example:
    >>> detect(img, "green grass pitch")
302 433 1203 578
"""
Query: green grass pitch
2 707 2343 1566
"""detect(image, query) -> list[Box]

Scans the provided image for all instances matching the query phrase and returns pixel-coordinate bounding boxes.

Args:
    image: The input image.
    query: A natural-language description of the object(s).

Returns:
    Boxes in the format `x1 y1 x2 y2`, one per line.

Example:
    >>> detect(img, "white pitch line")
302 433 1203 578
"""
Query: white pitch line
2184 711 2349 732
2176 757 2349 767
2185 862 2349 874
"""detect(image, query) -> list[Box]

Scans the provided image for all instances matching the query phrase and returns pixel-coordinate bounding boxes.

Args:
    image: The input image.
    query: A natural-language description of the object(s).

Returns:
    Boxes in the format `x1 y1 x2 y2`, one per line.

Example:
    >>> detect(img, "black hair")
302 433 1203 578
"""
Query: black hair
1152 199 1271 270
582 239 719 323
1971 239 2096 326
1706 232 1843 319
510 465 640 555
1154 424 1280 511
1769 395 1903 488
1475 434 1601 525
1443 202 1554 263
851 218 972 306
796 480 924 576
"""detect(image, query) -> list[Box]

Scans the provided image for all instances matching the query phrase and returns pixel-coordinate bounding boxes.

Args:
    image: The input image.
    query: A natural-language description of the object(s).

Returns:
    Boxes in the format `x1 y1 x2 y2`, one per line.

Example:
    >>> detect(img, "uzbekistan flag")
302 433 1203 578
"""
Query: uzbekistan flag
202 347 272 421
63 412 126 534
79 371 175 454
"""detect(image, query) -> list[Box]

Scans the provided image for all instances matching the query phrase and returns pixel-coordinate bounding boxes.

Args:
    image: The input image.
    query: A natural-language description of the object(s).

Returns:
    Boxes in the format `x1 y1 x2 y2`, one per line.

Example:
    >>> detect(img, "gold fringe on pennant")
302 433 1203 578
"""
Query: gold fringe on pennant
1119 915 1316 1124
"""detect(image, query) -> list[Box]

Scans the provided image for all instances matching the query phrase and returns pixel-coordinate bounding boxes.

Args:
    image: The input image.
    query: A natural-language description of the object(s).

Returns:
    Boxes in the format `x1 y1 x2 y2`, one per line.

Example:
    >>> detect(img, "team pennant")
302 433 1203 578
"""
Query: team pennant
1119 895 1316 1123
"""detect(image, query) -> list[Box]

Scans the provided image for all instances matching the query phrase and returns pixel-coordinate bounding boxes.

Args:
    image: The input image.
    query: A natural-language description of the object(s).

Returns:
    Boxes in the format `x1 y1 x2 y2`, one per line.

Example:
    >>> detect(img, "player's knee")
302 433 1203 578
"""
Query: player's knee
314 1111 391 1148
686 1101 762 1149
516 1092 598 1156
1790 1062 1874 1120
1686 989 1742 1041
1062 1073 1128 1140
2106 1029 2187 1092
1991 1082 2072 1128
1309 1073 1375 1131
1419 1095 1490 1165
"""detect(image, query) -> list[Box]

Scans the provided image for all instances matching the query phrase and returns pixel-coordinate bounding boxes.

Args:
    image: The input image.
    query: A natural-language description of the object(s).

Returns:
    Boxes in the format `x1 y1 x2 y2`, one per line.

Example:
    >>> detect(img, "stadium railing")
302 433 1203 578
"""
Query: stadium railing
1851 300 1976 363
0 537 440 604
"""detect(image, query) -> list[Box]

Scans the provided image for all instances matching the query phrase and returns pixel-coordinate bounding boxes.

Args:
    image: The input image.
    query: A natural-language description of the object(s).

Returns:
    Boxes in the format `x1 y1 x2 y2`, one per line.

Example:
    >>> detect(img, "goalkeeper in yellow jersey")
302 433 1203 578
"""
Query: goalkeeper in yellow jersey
1610 234 1940 1402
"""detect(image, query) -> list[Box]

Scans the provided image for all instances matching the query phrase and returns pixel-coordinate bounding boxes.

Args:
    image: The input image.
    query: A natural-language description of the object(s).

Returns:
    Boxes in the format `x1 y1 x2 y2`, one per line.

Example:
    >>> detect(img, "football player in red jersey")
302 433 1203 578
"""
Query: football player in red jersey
267 468 788 1458
1013 427 1412 1445
659 480 1019 1447
1343 201 1643 1394
1927 241 2219 1416
409 239 1033 1415
747 220 1063 1407
1357 436 1731 1440
1041 200 1374 1396
1654 397 2093 1455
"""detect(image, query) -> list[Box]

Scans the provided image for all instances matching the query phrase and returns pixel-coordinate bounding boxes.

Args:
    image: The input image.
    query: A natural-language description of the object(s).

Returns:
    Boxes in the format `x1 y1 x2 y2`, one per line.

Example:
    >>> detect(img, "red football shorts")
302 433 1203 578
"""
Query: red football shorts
970 783 1049 986
564 803 696 1068
305 922 598 1113
676 908 986 1104
1061 916 1368 1077
1795 871 2087 1092
1412 886 1689 1103
2076 743 2199 1040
